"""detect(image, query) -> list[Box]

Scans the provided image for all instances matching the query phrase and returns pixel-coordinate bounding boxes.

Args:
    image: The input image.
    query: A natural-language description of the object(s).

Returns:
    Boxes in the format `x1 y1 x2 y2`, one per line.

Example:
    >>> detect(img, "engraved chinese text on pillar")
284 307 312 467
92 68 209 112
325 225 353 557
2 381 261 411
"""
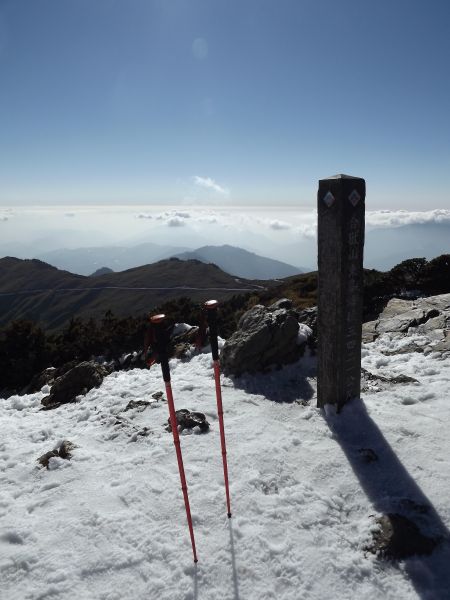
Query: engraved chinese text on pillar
317 175 366 410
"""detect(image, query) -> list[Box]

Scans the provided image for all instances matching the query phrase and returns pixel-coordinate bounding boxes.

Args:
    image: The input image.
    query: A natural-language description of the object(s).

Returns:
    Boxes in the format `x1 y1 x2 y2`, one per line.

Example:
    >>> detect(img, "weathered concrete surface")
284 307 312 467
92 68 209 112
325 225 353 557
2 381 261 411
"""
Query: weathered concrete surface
317 174 366 409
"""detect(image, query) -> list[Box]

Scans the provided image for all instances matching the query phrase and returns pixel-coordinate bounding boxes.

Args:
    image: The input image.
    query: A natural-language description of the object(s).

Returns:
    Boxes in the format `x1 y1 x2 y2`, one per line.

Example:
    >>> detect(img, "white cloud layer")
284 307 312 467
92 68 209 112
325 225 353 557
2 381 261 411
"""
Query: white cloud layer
269 219 291 230
193 176 229 196
1 206 448 272
366 209 450 229
294 224 317 239
166 216 186 227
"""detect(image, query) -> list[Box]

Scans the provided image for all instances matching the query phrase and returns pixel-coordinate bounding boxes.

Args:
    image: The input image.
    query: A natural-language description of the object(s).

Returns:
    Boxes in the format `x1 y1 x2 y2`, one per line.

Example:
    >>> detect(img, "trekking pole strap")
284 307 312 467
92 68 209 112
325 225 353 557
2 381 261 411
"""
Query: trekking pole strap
150 314 171 382
204 300 219 360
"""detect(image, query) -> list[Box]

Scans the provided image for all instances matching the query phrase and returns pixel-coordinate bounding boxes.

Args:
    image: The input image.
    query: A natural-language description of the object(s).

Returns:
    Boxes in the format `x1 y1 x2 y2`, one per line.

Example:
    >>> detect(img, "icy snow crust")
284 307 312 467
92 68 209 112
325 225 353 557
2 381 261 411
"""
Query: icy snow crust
1 334 450 599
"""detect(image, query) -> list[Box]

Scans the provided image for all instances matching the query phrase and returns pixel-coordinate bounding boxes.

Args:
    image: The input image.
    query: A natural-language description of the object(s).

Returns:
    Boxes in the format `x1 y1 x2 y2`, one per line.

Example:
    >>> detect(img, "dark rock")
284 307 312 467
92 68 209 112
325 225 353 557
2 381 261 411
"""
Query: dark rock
166 409 210 433
170 327 201 358
119 352 147 371
367 513 439 559
297 306 317 331
124 400 151 412
136 427 151 437
269 298 293 310
173 343 192 359
55 360 80 378
298 306 318 353
38 440 76 468
101 413 153 440
220 303 306 377
389 374 420 384
358 448 378 463
172 326 199 346
152 391 165 401
23 360 80 394
58 440 76 459
41 362 109 409
38 450 59 469
27 367 57 393
361 368 419 392
382 342 425 356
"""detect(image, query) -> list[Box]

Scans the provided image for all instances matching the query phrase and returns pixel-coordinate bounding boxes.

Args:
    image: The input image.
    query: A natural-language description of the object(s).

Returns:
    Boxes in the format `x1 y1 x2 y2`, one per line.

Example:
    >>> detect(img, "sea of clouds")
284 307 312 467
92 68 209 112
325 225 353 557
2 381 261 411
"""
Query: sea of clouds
0 206 449 270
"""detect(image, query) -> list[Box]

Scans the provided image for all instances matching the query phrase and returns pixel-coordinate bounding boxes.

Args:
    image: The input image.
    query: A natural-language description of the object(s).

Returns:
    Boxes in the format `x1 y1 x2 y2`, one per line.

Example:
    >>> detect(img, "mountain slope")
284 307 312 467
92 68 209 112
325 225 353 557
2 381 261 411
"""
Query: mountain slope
0 257 269 330
36 242 189 275
174 245 304 279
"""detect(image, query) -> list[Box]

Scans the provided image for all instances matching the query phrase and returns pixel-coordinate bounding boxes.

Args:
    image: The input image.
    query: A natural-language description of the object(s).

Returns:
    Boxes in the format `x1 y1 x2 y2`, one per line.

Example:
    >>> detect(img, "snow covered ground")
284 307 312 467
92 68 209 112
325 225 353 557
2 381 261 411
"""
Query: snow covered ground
1 331 450 599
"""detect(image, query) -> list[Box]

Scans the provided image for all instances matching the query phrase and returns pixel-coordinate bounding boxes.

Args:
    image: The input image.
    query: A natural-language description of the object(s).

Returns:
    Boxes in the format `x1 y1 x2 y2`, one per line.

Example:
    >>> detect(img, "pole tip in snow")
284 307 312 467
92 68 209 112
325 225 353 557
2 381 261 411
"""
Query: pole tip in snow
150 313 166 324
228 512 232 518
204 299 219 310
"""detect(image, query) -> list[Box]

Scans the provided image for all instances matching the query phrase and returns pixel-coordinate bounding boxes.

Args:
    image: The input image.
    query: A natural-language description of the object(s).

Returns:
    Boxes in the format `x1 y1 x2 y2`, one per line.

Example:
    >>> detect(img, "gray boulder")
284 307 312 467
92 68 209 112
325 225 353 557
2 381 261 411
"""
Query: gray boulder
41 361 109 409
362 293 450 354
220 299 306 376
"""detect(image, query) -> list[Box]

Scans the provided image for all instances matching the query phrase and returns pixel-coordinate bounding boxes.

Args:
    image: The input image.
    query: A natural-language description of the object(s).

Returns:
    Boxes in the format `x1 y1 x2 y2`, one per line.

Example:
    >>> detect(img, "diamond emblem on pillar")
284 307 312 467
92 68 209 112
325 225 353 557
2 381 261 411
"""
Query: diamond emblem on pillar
323 191 335 207
349 190 361 207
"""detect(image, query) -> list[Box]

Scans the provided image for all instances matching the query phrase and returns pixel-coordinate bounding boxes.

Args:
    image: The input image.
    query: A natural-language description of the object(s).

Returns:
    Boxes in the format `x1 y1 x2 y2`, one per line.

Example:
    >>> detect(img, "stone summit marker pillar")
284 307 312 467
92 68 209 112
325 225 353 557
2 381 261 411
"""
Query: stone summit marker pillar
317 174 366 411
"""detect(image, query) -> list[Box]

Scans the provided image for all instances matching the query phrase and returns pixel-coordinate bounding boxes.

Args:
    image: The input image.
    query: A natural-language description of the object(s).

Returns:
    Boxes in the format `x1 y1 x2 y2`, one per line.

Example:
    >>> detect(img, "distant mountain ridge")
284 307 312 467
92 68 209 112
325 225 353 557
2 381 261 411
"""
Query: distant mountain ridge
173 245 304 279
33 243 305 279
36 242 189 276
364 223 450 270
90 267 114 277
0 257 271 330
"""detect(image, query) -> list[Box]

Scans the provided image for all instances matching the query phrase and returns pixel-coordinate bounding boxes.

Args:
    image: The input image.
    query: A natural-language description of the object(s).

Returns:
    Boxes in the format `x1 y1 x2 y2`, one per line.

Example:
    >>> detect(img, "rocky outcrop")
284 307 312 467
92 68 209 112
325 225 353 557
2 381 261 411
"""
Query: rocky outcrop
220 299 311 377
27 367 57 393
361 368 419 393
362 293 450 355
41 362 109 409
26 361 79 394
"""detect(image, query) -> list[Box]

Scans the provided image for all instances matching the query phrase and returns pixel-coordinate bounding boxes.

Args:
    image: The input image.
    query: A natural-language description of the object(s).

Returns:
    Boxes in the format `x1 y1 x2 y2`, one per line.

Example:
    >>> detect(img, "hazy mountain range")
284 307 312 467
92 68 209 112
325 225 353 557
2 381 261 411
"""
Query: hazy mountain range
0 257 272 330
364 223 450 270
33 244 304 280
0 221 448 284
174 245 303 279
6 221 444 277
36 242 189 276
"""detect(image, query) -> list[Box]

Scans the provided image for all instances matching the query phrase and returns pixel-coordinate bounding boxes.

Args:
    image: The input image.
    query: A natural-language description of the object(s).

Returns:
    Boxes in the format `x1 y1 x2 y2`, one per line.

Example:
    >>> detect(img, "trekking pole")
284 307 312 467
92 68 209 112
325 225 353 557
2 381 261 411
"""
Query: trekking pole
204 300 232 518
150 314 198 563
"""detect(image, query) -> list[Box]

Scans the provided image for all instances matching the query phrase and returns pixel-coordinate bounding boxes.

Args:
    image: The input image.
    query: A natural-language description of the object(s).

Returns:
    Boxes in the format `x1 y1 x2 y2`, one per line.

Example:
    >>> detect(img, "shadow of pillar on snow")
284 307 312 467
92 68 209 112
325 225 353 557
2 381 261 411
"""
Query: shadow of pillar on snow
322 398 450 599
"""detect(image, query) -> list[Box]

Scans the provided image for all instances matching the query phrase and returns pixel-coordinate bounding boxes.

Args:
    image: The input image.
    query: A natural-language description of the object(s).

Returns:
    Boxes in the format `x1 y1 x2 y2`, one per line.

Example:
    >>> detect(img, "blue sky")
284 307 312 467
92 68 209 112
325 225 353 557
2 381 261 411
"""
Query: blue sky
0 0 449 208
